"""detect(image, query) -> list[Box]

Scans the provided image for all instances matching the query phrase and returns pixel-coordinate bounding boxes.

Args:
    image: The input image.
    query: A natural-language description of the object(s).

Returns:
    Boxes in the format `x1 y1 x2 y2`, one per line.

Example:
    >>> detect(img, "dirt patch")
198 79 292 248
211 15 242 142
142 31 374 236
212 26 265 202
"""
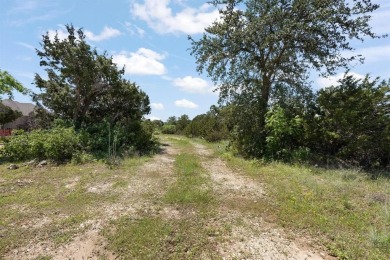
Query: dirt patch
4 140 179 260
206 157 265 198
51 227 115 260
87 182 113 194
194 143 332 259
192 142 213 157
65 177 80 190
6 222 115 260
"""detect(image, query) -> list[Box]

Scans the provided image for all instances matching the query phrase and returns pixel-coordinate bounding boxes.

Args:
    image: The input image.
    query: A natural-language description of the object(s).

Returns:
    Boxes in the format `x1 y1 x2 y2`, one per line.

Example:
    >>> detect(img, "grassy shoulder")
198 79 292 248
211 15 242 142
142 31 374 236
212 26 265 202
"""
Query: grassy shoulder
0 156 149 257
207 141 390 259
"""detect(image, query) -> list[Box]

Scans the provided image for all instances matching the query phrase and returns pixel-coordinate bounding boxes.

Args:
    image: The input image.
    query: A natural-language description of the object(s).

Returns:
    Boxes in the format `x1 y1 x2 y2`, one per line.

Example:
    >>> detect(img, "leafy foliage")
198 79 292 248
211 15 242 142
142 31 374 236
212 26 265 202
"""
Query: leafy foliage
190 0 383 157
0 103 22 126
34 24 150 130
315 75 390 169
31 24 153 157
161 124 176 134
176 114 191 134
4 127 81 162
0 70 28 99
265 105 305 161
184 106 230 142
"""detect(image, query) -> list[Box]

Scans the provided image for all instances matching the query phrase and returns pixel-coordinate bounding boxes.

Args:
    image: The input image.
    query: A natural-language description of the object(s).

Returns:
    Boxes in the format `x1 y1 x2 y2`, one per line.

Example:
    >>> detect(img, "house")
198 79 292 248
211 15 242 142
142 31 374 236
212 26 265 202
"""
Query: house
1 99 35 135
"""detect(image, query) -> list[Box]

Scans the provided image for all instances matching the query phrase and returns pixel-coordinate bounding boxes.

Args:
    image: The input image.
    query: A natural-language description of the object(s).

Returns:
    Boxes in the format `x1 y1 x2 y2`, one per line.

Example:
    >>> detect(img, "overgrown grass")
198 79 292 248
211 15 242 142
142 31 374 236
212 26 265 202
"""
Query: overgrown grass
0 156 148 256
104 137 221 259
218 151 390 259
104 214 222 259
164 153 213 206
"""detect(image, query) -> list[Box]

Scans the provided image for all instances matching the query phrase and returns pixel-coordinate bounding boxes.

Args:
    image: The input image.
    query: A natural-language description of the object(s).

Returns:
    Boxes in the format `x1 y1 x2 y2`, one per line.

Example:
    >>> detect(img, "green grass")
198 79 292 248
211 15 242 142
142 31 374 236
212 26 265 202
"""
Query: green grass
0 156 147 256
218 151 390 259
104 137 221 259
104 214 222 259
164 153 213 206
104 216 171 259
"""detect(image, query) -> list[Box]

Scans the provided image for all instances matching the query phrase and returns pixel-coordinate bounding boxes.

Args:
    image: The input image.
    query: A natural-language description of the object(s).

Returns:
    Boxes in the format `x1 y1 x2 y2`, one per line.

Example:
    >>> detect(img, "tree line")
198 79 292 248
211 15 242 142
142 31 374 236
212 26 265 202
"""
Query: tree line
1 0 388 170
163 74 389 170
1 25 155 163
166 0 389 170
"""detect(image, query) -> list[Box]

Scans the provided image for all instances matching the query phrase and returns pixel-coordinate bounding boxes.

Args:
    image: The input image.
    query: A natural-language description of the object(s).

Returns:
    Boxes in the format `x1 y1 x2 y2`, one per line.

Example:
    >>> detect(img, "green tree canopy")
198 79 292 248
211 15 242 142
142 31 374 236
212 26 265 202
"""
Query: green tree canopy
0 103 22 126
34 24 150 130
316 75 389 168
190 0 384 157
176 114 191 134
0 70 28 99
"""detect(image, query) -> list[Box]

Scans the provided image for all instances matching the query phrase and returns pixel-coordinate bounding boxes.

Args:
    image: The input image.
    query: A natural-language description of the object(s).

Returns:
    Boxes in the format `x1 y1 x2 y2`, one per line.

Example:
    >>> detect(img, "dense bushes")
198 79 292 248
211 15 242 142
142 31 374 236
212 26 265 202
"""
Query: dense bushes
4 128 81 162
262 75 389 169
161 124 176 134
183 106 230 142
3 120 158 163
165 75 389 170
314 76 389 169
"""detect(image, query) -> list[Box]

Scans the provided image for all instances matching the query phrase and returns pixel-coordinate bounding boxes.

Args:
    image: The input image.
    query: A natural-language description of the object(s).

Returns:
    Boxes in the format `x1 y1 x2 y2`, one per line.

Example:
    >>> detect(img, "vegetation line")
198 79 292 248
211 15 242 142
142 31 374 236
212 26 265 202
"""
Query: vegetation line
217 150 390 259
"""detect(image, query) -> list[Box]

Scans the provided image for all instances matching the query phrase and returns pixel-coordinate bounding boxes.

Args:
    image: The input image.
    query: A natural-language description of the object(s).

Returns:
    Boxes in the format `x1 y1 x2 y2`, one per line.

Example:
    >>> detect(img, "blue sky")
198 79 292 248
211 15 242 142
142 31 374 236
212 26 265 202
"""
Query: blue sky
0 0 389 121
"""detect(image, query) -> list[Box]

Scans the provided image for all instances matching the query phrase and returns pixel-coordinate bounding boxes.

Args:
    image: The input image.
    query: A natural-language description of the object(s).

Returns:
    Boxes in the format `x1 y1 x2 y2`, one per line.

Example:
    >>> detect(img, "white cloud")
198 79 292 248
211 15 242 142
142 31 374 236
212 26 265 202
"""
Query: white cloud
174 99 198 109
173 76 215 94
112 48 167 75
47 28 68 41
46 26 121 43
16 42 36 51
131 0 219 34
357 45 390 63
151 103 164 110
6 0 65 26
85 26 121 42
8 0 40 13
317 72 365 89
370 3 390 35
123 22 146 37
146 115 161 121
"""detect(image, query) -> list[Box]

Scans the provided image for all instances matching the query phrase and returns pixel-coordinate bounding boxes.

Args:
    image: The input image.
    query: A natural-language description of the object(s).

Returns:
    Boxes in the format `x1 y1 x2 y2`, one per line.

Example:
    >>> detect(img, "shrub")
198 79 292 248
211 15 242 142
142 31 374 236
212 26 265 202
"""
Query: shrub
4 127 81 162
43 127 80 161
161 124 176 134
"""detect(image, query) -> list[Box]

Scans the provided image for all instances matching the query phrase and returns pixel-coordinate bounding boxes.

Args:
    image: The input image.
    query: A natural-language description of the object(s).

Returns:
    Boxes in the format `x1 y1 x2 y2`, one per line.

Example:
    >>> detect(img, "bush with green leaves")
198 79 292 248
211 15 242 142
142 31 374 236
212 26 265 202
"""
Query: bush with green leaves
79 120 158 157
4 127 81 162
161 124 176 134
265 105 306 161
315 75 389 169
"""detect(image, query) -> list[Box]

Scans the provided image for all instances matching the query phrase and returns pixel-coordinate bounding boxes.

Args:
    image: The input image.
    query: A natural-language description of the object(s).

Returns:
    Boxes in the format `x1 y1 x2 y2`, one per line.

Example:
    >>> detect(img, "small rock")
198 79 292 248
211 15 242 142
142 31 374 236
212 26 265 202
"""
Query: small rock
22 160 36 167
27 160 36 166
37 160 48 167
7 164 19 170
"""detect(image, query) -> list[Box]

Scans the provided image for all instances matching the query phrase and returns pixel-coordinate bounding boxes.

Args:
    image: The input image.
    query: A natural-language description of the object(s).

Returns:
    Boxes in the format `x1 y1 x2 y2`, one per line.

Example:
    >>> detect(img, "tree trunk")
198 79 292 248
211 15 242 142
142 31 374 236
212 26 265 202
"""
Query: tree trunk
257 75 271 156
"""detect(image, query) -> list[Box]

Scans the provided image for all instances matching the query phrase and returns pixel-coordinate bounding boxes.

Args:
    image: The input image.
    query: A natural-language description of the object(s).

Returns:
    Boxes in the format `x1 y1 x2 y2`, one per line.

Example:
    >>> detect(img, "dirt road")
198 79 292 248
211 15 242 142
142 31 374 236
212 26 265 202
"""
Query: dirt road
4 136 332 259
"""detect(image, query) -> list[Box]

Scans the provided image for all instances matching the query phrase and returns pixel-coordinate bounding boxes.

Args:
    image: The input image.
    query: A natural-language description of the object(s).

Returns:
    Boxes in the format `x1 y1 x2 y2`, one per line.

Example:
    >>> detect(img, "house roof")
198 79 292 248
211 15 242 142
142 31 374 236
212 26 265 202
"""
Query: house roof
1 99 35 116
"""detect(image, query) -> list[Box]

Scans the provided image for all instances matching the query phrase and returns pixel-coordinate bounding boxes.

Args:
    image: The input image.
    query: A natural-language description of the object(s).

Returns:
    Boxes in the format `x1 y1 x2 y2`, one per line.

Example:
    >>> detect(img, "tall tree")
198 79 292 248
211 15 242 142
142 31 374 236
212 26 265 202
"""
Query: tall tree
34 24 149 129
190 0 384 157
